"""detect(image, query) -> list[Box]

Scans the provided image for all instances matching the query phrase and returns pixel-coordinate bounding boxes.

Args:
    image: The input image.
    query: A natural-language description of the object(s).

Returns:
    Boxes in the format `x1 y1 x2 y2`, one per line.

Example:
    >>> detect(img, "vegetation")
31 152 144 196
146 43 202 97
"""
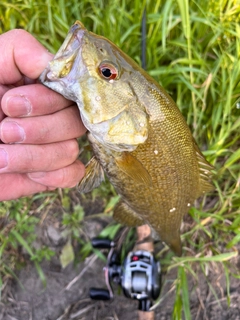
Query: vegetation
0 0 240 318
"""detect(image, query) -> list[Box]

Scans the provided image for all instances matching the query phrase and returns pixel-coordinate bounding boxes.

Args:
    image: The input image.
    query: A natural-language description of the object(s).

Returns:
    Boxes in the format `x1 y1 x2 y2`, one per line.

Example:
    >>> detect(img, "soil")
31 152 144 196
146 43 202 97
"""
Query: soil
0 190 239 320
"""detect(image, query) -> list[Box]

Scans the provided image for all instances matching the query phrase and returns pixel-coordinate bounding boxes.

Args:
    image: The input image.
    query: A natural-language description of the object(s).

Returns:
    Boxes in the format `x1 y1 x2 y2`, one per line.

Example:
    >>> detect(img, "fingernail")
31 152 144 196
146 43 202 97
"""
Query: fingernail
6 95 32 116
0 149 8 169
28 172 46 179
0 121 25 143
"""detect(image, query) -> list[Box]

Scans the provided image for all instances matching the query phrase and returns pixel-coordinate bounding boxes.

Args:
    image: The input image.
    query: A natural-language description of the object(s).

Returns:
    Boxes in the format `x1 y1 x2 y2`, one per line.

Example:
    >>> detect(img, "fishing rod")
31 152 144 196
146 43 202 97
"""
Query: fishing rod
89 8 161 319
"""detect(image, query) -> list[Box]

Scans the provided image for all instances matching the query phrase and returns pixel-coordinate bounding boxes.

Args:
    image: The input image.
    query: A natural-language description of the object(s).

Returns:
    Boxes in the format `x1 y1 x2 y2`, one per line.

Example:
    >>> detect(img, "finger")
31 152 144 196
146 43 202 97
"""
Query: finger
2 83 73 117
0 139 80 173
0 85 10 100
0 111 4 122
0 105 86 144
0 173 54 201
0 29 53 85
0 85 10 121
0 108 4 122
28 160 85 188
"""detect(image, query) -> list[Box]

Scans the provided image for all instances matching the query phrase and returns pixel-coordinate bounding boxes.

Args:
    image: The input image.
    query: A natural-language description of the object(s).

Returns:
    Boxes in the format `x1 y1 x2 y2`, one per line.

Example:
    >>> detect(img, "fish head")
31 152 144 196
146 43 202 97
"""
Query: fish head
40 21 149 151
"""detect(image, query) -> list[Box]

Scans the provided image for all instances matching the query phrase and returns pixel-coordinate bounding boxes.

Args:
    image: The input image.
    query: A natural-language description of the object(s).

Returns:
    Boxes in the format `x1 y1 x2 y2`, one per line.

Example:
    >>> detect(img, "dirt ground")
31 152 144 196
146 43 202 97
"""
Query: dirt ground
1 191 240 320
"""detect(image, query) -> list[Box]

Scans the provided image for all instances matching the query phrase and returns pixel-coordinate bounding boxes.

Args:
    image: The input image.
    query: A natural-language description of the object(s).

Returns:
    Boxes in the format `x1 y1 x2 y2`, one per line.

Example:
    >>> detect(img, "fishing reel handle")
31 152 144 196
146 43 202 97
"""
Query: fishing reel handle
89 288 111 300
91 237 115 249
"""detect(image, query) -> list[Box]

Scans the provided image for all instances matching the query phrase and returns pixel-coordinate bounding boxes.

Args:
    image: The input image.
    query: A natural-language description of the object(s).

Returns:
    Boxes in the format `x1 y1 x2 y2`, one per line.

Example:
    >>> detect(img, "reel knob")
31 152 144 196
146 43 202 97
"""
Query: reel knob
91 238 114 249
89 288 111 300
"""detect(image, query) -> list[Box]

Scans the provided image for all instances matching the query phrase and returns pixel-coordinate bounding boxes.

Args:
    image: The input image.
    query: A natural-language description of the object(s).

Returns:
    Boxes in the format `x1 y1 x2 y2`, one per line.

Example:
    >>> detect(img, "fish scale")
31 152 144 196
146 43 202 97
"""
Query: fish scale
40 21 213 256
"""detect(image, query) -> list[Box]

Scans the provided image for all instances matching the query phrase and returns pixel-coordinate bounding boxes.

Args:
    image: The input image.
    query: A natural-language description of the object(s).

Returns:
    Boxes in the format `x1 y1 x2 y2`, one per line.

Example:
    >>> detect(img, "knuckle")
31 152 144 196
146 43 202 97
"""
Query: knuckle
45 91 60 112
36 125 51 143
59 161 84 188
58 139 79 164
10 29 30 38
19 147 36 171
59 167 77 188
66 139 80 159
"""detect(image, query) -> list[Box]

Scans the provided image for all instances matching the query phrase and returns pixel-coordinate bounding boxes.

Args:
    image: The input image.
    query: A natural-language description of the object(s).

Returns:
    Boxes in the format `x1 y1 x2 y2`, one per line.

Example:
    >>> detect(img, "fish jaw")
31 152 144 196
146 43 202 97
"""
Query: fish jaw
39 21 88 103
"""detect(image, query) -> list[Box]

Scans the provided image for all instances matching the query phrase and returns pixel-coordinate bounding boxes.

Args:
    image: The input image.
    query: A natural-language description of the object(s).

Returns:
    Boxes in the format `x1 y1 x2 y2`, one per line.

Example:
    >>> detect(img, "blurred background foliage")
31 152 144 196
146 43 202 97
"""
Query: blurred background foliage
0 0 240 318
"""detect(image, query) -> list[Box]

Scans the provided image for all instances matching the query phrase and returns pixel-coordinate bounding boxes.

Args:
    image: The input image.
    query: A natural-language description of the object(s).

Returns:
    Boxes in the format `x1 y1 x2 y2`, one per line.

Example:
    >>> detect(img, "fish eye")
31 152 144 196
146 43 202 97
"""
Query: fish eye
98 62 118 80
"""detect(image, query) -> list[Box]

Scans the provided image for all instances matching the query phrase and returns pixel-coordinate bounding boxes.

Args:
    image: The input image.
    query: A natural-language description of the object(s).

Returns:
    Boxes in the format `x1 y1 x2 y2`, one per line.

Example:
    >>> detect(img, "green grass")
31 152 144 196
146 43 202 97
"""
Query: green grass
1 0 240 318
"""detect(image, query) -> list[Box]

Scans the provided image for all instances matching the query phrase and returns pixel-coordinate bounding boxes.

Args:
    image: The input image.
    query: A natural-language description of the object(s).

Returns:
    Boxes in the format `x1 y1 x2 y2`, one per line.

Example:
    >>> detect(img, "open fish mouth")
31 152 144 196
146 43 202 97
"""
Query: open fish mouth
39 21 87 96
53 21 86 60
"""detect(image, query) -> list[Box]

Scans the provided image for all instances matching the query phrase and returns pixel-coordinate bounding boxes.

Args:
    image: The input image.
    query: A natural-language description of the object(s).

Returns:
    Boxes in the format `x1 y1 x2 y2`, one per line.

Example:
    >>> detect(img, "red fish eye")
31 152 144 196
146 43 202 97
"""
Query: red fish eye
99 63 118 80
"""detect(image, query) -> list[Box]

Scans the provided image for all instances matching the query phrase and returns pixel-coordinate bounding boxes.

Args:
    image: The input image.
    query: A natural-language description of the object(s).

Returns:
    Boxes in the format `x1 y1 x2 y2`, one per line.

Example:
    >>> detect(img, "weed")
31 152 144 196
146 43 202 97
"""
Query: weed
0 0 240 316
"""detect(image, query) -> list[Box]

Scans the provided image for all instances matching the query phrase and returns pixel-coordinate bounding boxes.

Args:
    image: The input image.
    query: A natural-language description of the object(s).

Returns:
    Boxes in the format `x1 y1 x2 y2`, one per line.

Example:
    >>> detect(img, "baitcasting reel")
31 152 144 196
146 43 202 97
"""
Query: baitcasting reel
89 238 161 311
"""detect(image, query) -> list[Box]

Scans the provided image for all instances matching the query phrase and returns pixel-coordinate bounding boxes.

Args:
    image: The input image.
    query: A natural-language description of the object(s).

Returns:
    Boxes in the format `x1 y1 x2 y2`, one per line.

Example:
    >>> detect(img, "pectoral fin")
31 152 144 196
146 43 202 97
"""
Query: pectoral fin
115 152 152 186
113 200 145 227
78 156 104 193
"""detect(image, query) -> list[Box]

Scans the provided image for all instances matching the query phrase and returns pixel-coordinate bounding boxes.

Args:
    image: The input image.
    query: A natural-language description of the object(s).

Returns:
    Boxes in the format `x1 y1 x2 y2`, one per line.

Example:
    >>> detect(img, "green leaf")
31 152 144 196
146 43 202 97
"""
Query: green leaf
60 240 75 268
224 148 240 168
10 230 34 256
176 0 190 39
172 252 238 266
226 233 240 249
99 224 121 239
179 266 191 320
104 196 120 213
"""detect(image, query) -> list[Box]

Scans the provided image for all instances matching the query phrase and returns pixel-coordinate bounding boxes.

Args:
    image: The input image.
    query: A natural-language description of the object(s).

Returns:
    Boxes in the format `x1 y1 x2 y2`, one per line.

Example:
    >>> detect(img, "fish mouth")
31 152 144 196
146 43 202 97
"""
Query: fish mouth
39 21 86 88
54 21 86 60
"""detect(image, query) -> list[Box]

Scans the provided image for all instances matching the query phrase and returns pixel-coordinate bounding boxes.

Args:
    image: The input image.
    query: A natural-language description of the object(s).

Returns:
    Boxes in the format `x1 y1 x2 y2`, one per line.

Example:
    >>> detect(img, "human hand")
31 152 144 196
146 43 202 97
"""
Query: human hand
0 29 86 201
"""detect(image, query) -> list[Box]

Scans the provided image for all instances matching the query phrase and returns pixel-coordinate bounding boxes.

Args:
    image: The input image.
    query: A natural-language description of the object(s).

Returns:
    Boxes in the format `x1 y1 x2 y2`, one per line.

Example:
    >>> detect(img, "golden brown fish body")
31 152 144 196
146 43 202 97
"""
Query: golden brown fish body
40 21 213 255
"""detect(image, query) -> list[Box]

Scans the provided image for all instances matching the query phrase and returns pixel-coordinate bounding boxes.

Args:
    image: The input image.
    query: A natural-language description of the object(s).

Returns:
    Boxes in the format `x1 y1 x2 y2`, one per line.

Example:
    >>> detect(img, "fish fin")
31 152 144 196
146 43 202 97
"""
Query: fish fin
162 232 182 256
168 234 182 256
113 200 145 227
115 152 152 186
156 227 182 256
78 156 105 193
193 139 215 195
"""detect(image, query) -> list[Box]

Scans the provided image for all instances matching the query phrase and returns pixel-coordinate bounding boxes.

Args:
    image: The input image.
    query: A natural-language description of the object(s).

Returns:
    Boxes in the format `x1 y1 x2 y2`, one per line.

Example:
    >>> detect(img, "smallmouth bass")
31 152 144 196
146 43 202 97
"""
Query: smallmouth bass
40 21 213 256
